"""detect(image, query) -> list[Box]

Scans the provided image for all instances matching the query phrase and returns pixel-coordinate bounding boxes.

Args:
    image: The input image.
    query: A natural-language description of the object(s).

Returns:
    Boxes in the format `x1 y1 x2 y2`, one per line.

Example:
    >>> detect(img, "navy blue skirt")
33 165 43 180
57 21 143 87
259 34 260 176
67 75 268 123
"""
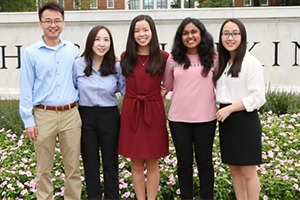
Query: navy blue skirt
219 104 262 165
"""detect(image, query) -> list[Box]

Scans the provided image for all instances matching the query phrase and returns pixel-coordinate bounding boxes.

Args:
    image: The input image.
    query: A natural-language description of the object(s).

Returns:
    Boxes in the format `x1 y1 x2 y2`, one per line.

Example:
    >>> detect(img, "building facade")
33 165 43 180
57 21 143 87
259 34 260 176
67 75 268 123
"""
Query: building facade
57 0 125 10
41 0 277 10
54 0 187 10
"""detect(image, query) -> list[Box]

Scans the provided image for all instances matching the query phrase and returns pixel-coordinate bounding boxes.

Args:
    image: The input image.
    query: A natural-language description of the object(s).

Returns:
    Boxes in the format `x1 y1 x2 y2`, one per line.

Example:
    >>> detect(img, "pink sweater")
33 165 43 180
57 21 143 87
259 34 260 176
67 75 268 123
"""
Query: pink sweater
163 54 218 123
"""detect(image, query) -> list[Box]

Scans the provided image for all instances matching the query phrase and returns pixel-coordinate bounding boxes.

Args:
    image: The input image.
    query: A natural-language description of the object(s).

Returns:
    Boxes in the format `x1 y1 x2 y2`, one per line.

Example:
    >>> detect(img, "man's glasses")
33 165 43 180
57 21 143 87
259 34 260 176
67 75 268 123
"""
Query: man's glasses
222 32 241 39
41 19 63 26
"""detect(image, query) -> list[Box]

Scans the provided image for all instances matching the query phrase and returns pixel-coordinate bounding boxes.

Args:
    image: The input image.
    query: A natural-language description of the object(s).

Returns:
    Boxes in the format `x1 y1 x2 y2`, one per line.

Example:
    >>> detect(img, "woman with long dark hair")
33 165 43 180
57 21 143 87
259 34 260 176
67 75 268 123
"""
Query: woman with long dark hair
73 25 125 199
163 17 218 199
118 15 169 200
215 18 266 200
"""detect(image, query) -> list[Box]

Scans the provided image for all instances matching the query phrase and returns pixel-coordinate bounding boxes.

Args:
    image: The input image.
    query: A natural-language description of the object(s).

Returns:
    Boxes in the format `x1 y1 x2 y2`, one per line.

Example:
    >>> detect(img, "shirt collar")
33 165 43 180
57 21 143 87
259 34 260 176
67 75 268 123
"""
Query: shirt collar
37 36 66 50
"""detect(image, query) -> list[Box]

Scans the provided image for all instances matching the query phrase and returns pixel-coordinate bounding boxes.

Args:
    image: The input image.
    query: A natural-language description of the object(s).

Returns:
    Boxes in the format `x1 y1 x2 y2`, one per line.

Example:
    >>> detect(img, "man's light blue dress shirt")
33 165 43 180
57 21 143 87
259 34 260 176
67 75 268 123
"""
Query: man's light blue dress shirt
19 37 79 128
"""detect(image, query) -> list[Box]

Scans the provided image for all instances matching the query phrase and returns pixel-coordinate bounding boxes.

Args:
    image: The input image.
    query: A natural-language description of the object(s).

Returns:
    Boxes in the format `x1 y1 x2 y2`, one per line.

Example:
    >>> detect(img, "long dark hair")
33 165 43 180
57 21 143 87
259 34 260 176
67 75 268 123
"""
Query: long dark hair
121 14 164 77
214 18 247 81
171 17 216 77
81 25 116 76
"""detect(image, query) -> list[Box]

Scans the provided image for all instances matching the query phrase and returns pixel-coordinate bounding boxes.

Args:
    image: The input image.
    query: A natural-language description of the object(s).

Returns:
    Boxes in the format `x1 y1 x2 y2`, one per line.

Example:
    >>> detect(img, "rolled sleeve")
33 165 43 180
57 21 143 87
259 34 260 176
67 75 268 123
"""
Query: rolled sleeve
242 58 266 112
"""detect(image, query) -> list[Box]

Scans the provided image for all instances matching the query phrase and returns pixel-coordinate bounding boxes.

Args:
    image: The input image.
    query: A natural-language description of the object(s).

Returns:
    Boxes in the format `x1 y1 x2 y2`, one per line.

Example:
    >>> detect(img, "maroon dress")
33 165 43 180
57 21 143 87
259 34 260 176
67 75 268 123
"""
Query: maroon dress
118 51 169 159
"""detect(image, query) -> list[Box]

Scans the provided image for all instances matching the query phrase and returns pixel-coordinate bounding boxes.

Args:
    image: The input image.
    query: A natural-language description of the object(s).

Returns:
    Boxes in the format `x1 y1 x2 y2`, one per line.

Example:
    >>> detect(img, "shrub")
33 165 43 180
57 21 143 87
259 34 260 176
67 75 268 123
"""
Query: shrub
1 91 300 135
260 90 300 115
0 100 24 135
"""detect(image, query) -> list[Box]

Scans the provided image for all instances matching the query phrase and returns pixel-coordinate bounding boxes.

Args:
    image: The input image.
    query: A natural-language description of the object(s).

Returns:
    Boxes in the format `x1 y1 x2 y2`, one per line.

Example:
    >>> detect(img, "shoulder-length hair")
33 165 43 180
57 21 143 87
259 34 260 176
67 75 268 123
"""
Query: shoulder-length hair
121 14 164 77
171 17 216 77
81 25 116 76
214 18 247 81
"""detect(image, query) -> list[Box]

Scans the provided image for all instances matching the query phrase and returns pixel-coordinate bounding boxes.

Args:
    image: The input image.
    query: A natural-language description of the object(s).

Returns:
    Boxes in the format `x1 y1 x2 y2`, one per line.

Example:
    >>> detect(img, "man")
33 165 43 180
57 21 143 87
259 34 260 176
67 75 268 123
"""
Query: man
19 2 82 199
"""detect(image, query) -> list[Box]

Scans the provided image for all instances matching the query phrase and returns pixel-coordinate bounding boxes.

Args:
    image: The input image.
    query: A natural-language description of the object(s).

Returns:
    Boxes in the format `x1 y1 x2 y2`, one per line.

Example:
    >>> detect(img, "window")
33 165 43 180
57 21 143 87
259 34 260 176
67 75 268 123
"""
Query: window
107 0 114 8
144 0 153 9
57 0 64 7
128 0 139 9
157 0 167 8
170 0 180 8
90 0 98 8
128 0 167 10
260 0 268 5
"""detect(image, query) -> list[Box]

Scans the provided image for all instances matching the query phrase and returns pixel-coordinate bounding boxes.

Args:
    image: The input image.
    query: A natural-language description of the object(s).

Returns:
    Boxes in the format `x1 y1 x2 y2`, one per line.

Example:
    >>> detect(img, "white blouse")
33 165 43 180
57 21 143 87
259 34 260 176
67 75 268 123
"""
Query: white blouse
216 52 266 112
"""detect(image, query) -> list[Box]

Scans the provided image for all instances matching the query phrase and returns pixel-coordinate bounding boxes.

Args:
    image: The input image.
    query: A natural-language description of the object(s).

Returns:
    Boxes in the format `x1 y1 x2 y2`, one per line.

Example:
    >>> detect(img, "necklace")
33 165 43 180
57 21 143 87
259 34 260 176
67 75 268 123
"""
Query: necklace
138 56 149 66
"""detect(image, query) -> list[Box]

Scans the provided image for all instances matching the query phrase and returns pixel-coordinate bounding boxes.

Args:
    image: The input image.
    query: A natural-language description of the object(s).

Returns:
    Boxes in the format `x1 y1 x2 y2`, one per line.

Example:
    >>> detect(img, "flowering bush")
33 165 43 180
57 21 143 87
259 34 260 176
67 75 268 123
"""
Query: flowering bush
0 112 299 199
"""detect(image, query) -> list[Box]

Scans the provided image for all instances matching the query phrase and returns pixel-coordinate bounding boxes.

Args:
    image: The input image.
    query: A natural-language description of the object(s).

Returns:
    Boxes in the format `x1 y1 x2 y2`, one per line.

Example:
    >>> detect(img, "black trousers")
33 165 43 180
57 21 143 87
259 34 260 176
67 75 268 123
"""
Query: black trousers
79 106 120 200
169 120 216 200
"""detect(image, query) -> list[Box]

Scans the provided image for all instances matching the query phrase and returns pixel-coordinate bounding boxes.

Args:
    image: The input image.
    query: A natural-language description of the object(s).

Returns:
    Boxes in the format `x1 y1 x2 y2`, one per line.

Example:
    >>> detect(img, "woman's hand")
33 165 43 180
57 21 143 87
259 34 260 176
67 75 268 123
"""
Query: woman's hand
216 106 232 122
160 85 167 97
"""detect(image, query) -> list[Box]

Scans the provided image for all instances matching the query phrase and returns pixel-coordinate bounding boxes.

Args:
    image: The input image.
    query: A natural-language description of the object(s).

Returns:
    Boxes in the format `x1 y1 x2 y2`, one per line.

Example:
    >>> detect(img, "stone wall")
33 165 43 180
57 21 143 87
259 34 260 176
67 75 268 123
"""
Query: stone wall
0 7 299 99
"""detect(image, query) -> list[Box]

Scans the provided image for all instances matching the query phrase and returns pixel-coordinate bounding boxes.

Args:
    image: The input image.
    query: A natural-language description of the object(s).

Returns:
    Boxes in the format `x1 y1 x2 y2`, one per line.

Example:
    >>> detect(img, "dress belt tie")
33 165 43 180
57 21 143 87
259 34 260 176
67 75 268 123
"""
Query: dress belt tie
125 92 161 132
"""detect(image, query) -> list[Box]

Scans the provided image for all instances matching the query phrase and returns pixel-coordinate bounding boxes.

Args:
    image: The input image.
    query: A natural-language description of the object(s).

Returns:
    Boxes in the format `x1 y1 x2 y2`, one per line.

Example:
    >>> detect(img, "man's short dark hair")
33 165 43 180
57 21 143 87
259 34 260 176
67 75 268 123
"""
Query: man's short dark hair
38 2 64 21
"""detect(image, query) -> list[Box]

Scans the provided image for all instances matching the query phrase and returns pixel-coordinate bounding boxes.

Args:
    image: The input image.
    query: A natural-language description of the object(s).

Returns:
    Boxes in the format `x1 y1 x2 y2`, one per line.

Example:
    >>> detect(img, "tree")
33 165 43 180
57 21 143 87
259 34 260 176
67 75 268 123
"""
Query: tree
198 0 300 6
73 0 92 10
0 0 36 12
277 0 300 5
253 0 260 6
198 0 232 7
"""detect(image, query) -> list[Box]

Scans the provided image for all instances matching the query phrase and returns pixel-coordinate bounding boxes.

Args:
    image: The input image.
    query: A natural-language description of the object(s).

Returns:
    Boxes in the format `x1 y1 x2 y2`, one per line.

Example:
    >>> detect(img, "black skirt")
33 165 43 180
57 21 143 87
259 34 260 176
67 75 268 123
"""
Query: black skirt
219 104 262 165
